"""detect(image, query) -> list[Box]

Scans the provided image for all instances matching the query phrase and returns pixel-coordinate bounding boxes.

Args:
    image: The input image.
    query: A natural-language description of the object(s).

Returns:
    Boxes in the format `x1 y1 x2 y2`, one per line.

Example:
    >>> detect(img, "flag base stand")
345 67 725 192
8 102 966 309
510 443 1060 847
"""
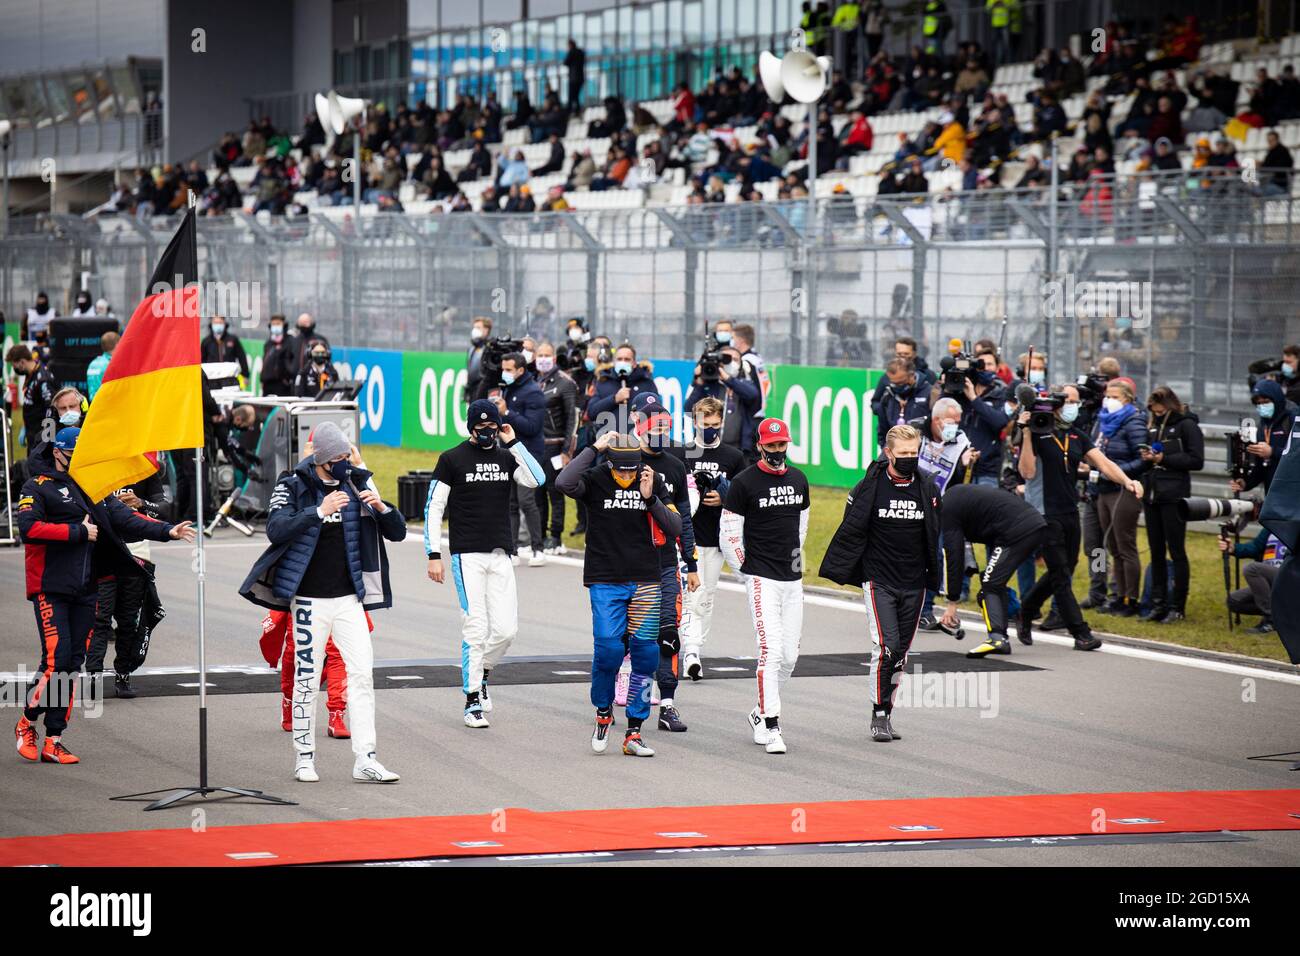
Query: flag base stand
110 786 297 812
1247 750 1300 771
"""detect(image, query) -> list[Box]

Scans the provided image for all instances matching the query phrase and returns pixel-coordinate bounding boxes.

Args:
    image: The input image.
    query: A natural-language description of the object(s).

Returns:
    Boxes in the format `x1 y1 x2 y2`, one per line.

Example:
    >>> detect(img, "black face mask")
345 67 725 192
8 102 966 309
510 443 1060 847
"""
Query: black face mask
299 323 315 336
889 455 919 478
328 459 352 484
760 448 787 470
473 428 498 449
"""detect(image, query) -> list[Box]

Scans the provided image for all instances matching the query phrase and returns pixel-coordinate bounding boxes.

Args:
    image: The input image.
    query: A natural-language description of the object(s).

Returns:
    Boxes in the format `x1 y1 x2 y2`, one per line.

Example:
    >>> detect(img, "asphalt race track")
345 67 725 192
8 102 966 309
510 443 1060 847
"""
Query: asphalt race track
2 528 1299 867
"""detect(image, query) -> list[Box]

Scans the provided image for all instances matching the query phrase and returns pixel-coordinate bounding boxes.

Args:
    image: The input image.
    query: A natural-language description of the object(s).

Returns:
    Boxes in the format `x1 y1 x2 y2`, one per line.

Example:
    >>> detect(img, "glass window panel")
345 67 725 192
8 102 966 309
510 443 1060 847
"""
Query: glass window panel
44 75 72 124
110 66 140 113
652 2 666 48
737 0 756 37
90 69 117 119
3 79 30 125
684 1 703 45
634 7 651 50
539 19 556 63
588 14 604 55
25 76 51 126
618 4 632 46
721 0 736 41
66 70 96 121
668 1 684 46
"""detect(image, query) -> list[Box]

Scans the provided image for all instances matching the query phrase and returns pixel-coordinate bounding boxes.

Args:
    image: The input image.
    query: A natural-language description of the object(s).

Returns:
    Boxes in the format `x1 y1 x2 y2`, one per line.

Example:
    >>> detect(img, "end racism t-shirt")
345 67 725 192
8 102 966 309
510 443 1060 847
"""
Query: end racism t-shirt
574 466 665 585
430 441 520 554
723 464 810 582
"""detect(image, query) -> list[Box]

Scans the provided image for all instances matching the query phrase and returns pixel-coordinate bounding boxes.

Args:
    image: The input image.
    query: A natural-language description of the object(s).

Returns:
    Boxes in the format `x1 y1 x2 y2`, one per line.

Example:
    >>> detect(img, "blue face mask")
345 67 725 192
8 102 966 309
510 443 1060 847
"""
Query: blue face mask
975 370 996 386
1116 317 1132 331
941 422 959 441
1060 403 1080 424
1257 402 1275 420
328 459 351 484
501 371 516 386
59 411 81 427
584 357 597 372
212 323 226 337
715 330 732 344
1028 369 1045 386
1284 362 1295 379
614 361 633 376
1004 402 1017 417
700 426 721 445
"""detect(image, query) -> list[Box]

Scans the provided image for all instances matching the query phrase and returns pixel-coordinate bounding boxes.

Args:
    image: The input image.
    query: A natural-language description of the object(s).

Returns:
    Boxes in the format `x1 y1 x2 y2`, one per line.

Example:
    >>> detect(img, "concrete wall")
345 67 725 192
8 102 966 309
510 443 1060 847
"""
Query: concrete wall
293 0 333 98
164 0 295 163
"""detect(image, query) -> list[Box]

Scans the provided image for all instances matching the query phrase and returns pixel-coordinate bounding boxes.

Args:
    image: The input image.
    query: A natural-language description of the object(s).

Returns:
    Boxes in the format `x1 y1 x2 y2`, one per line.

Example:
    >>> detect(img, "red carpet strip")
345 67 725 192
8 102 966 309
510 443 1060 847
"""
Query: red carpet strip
1 789 1297 867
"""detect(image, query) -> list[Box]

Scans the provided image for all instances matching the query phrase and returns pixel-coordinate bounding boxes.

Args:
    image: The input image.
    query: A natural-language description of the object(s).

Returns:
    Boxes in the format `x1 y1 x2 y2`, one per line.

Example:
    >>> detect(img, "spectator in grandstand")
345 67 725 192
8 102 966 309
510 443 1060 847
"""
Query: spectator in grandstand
1261 130 1295 196
589 146 632 191
457 141 492 184
565 40 586 108
898 157 929 194
1278 65 1300 120
863 0 887 59
839 110 874 159
532 133 566 177
1014 155 1048 190
1031 92 1067 141
201 317 251 380
924 112 966 171
1151 136 1181 172
1147 96 1184 146
955 57 990 99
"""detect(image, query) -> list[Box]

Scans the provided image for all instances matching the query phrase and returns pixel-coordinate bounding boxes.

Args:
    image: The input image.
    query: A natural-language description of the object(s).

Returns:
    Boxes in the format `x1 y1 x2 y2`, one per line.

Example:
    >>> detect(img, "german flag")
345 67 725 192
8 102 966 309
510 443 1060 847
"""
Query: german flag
69 209 203 502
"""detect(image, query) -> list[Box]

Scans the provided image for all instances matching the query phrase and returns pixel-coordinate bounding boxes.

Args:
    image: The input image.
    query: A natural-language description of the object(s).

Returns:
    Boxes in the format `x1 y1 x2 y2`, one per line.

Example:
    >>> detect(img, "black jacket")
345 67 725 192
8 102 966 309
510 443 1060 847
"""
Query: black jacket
959 383 1010 479
261 337 297 395
938 484 1047 600
819 459 942 591
17 470 177 598
538 367 578 448
19 361 57 449
1144 408 1205 504
200 332 250 378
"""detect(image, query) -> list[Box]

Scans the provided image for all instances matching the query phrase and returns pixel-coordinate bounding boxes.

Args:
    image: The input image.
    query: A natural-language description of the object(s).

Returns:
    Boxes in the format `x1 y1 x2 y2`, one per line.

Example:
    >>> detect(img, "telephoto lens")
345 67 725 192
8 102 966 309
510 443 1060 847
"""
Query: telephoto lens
1176 497 1257 522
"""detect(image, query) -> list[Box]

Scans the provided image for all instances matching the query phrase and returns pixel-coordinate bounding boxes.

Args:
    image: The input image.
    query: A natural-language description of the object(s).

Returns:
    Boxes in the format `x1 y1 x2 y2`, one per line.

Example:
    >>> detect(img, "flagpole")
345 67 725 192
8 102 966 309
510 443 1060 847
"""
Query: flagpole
111 200 294 811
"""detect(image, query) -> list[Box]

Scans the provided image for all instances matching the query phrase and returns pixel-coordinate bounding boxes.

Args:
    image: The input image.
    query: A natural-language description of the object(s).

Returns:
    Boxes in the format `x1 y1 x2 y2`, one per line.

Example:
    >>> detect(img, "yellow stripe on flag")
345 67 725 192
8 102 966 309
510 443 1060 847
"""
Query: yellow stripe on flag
1224 117 1249 143
69 364 203 502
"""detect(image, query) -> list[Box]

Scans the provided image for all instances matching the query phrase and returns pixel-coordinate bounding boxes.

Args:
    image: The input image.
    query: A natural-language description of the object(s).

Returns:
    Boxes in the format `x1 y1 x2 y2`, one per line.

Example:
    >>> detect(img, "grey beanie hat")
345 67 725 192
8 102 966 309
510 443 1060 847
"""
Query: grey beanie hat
311 421 351 465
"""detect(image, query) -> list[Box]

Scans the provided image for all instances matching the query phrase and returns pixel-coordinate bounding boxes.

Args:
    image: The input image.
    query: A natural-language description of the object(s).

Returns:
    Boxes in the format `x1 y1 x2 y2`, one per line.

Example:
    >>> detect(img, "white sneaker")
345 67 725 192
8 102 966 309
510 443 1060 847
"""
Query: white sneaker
528 551 547 567
353 753 400 782
683 651 702 681
552 542 568 556
765 728 787 754
480 682 493 713
748 706 771 745
463 708 490 729
294 754 319 783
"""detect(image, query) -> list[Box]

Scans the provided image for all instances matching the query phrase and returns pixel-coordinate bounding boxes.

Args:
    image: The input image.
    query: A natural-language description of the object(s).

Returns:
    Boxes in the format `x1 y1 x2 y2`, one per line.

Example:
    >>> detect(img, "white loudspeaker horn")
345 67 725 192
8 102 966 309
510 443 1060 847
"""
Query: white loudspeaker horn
780 51 830 104
759 50 785 103
317 90 367 137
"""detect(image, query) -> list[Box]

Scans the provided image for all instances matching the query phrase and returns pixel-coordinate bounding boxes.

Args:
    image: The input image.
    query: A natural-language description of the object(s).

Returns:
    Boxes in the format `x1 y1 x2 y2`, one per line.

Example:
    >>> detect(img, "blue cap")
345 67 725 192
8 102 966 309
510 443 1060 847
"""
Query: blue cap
54 427 80 451
466 399 502 427
629 391 666 416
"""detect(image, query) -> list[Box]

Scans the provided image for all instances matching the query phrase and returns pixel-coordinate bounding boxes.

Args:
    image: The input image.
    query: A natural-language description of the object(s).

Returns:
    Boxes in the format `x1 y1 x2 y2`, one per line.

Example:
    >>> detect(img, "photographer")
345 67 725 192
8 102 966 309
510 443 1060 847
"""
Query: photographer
534 342 578 555
491 353 549 566
587 343 658 436
959 350 1010 487
1015 383 1144 652
558 317 592 377
1139 385 1205 623
1231 379 1297 495
1249 343 1300 406
1219 527 1286 634
871 357 931 453
1088 379 1148 617
685 345 761 453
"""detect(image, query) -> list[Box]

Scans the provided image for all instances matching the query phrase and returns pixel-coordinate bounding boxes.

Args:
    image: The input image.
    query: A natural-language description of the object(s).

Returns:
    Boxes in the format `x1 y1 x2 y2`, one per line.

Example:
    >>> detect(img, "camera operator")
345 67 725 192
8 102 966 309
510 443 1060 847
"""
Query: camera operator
1015 383 1143 651
1249 343 1300 406
1219 526 1286 634
293 343 340 397
871 357 931 453
260 314 296 396
587 343 658 436
558 317 592 375
959 350 1011 487
1014 350 1049 392
1231 379 1297 495
1139 385 1205 624
1088 379 1148 617
491 352 549 566
685 344 761 454
465 316 494 403
534 342 578 555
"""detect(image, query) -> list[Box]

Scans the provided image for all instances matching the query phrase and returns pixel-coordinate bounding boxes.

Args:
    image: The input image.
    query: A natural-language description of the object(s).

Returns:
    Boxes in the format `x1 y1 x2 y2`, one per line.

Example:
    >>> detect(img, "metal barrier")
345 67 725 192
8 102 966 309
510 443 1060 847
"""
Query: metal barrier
2 171 1297 427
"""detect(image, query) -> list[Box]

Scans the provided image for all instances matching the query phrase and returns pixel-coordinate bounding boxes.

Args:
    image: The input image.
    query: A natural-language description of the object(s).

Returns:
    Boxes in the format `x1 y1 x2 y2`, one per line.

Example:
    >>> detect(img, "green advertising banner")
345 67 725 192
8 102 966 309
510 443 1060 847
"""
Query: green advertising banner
242 338 264 394
767 363 885 489
400 350 470 452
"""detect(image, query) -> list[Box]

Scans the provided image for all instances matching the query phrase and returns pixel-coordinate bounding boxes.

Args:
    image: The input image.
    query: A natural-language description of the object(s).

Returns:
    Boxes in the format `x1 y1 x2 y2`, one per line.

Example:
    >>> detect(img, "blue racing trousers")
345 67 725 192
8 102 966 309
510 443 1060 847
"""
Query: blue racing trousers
589 581 660 720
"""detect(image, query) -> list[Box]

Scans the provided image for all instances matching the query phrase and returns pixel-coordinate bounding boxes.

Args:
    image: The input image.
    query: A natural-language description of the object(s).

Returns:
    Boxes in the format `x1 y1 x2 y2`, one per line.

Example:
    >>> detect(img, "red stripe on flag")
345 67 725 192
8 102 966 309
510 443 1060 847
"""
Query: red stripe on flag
101 287 201 385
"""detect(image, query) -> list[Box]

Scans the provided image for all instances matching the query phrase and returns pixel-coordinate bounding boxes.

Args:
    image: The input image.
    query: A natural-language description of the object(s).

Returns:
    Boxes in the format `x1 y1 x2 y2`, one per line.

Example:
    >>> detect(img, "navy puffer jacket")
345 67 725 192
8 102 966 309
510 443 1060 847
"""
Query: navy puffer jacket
240 457 406 610
1090 404 1149 496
